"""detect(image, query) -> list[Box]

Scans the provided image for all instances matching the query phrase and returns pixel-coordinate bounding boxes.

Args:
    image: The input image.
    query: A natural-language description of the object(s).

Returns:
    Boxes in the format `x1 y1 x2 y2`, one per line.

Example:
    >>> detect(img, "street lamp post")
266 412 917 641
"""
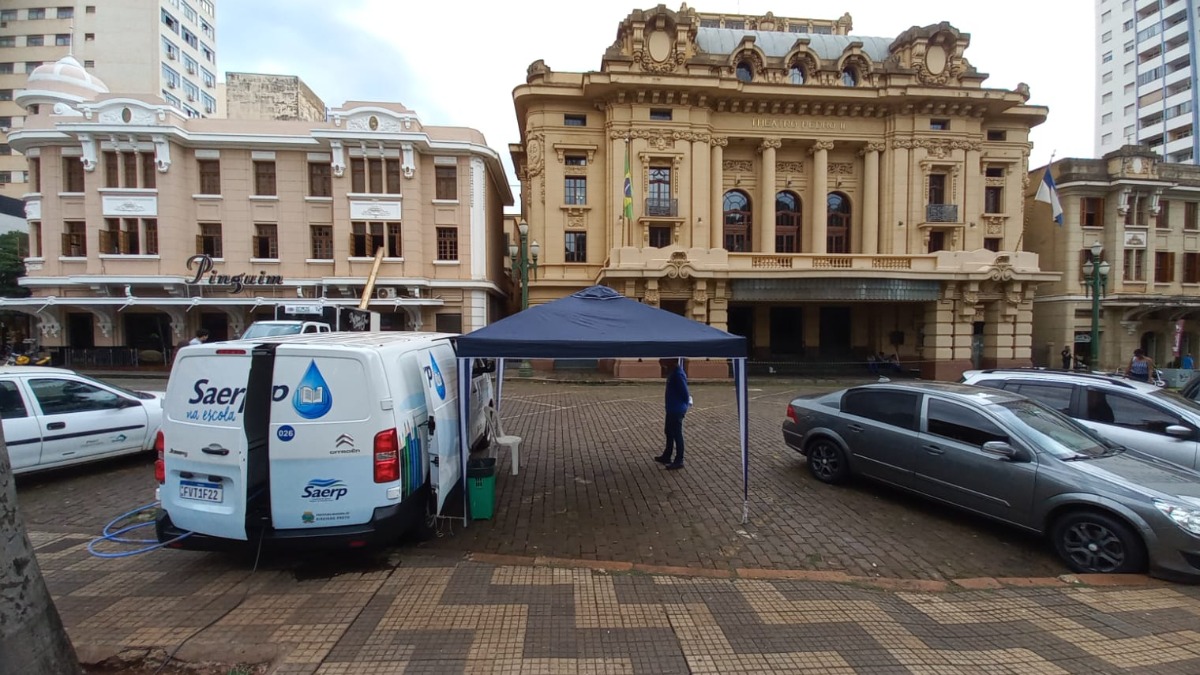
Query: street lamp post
1081 241 1111 371
508 220 539 377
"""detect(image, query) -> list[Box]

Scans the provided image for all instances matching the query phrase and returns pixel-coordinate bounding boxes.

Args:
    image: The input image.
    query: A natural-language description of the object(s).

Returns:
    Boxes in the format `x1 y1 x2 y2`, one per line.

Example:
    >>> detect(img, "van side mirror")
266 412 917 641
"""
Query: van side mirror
982 440 1029 462
472 359 496 376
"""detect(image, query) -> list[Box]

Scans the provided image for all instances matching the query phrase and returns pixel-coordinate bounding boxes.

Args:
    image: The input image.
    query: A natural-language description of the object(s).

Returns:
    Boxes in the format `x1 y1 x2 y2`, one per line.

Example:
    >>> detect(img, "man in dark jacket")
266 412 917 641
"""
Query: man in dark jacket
654 357 691 470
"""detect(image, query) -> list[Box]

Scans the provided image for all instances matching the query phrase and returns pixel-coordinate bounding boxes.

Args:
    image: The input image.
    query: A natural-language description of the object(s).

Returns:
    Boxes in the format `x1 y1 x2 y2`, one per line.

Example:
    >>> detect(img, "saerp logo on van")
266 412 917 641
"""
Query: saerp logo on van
302 478 348 502
428 353 446 400
293 360 333 419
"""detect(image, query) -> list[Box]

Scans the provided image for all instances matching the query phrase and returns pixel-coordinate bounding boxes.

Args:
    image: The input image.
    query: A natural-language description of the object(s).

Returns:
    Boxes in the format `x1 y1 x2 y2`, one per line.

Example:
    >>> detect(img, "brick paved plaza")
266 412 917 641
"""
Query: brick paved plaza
18 378 1200 673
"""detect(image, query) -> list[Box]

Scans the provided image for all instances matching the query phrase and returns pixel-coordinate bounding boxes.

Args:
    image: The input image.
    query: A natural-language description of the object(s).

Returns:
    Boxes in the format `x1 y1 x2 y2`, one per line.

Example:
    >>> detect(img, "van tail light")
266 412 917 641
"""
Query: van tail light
374 429 400 483
786 404 799 425
154 430 165 484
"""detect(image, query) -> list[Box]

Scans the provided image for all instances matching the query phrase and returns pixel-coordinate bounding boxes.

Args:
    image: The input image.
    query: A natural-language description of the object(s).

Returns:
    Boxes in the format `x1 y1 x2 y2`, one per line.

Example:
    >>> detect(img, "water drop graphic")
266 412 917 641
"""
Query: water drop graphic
293 360 333 419
429 354 447 400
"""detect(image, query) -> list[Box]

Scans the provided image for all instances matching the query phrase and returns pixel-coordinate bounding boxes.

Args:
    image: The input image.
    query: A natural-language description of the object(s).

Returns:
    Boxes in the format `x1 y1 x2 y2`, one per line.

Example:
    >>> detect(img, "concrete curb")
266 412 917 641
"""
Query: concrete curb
465 553 1175 591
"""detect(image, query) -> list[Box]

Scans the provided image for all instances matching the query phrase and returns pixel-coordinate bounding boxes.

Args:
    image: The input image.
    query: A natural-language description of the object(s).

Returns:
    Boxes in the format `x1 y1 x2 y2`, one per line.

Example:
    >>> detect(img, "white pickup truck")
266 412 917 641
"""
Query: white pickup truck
239 321 331 339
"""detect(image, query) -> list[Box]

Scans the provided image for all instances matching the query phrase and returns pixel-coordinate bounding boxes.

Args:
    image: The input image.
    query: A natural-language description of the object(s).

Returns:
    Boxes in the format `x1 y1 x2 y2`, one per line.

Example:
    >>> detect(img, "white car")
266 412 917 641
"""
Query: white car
1 366 164 475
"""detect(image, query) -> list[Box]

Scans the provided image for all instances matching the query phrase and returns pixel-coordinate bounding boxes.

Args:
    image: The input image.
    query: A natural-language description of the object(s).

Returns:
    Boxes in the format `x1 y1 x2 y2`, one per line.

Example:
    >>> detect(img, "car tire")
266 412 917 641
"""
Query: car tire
1051 510 1147 574
805 437 849 484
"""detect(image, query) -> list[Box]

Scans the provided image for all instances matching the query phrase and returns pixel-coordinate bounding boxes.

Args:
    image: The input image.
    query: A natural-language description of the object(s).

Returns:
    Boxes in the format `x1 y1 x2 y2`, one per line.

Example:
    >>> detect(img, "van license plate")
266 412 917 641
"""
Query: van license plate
179 480 223 503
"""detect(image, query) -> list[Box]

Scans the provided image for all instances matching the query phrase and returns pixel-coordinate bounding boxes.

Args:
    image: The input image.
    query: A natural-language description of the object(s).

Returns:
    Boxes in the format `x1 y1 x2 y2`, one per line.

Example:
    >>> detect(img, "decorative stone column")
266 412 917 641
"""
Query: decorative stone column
692 137 711 249
710 137 727 249
861 142 884 255
758 137 780 254
809 141 833 254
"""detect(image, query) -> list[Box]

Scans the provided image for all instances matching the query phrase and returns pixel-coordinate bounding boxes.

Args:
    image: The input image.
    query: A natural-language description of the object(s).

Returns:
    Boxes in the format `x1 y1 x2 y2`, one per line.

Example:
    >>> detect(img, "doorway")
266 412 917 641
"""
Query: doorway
660 299 687 316
68 312 95 348
200 312 229 342
819 307 852 359
769 307 803 355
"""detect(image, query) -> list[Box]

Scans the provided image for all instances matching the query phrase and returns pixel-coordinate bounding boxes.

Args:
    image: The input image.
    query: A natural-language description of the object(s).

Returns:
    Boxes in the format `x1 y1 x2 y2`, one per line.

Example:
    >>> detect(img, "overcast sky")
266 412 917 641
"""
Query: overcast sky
217 0 1094 198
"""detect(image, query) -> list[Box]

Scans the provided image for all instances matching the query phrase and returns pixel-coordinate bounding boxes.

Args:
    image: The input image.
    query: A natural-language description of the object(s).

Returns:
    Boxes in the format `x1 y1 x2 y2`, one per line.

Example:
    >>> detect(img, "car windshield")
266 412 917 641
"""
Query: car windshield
991 399 1109 459
240 324 303 339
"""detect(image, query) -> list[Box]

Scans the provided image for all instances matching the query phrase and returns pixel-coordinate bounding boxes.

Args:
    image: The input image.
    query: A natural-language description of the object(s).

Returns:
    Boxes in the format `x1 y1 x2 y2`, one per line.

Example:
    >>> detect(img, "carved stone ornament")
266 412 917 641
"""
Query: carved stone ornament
665 250 691 279
330 140 346 178
152 134 171 172
758 137 782 152
984 216 1005 235
564 207 586 228
632 37 687 73
564 165 587 176
644 286 660 305
829 163 854 175
862 141 886 154
986 255 1016 282
811 140 835 152
526 133 545 178
347 114 401 133
776 161 804 173
77 133 98 172
97 106 156 125
723 160 753 172
710 136 729 148
400 143 416 179
610 128 711 151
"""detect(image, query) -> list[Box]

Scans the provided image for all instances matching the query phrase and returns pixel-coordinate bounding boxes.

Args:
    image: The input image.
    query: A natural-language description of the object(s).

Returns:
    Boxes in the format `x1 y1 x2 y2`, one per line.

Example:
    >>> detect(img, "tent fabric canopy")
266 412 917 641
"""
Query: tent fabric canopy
454 285 752 527
455 285 745 359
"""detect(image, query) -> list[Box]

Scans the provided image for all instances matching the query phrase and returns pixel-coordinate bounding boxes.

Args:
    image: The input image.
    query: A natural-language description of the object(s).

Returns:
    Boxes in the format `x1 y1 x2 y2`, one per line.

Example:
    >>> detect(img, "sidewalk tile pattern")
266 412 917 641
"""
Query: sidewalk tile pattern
36 533 1200 674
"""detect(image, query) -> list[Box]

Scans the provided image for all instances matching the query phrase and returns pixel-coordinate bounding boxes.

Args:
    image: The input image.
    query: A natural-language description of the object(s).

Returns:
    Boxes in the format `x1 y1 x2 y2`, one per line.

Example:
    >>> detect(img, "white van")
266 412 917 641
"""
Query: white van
154 332 494 550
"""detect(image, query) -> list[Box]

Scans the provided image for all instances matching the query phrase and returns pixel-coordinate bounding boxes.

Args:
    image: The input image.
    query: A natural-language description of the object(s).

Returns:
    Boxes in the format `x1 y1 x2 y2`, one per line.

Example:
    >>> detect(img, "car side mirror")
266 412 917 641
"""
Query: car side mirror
1166 424 1193 439
982 440 1029 462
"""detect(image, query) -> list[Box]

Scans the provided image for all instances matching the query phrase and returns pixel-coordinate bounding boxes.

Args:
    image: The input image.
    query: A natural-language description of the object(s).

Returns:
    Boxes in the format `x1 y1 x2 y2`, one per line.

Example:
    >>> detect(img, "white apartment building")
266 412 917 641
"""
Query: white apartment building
1095 0 1199 164
0 0 219 198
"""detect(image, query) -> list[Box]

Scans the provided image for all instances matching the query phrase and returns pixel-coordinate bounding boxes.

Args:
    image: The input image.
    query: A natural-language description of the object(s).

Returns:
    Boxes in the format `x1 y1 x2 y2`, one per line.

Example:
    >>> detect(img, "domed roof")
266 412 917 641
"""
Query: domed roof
25 55 109 98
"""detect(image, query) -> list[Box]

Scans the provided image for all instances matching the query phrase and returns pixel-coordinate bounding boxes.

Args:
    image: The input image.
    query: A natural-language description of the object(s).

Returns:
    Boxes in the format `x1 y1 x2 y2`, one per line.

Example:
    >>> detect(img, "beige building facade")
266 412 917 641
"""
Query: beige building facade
6 59 512 363
511 6 1056 379
1027 146 1200 372
1 0 220 199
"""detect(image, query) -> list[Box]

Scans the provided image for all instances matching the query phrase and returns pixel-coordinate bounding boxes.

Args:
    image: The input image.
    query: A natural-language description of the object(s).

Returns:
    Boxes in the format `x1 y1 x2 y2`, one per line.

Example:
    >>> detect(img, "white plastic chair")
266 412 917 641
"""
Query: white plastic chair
485 405 522 475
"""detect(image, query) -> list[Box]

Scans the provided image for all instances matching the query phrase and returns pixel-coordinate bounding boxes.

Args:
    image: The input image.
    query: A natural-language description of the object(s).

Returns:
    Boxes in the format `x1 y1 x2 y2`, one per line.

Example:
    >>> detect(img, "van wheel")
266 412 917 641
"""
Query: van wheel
1051 510 1147 574
410 481 437 542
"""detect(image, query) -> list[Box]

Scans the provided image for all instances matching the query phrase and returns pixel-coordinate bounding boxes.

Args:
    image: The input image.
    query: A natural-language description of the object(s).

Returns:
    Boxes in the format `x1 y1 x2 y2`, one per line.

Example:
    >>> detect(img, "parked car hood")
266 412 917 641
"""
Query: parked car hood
1070 451 1200 502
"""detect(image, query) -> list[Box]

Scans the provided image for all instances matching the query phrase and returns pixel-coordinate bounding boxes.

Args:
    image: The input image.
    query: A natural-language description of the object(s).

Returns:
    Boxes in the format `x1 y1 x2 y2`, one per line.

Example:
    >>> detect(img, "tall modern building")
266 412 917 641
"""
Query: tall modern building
1094 0 1199 164
0 0 219 198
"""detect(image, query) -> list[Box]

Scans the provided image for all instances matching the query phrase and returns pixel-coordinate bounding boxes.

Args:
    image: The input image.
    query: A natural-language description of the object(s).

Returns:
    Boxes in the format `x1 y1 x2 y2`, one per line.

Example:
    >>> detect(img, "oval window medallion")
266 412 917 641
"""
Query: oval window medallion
647 30 671 63
925 45 947 75
121 107 132 123
368 115 379 131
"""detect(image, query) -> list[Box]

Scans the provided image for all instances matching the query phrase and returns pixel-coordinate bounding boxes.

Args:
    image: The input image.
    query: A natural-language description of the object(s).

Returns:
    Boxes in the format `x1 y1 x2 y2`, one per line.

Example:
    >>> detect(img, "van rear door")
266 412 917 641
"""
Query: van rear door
161 347 253 541
267 349 383 530
420 343 461 513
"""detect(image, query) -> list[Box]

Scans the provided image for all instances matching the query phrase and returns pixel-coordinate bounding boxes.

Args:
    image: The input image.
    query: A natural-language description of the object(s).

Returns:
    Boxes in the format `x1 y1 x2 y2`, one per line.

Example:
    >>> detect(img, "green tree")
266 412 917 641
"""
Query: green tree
0 231 30 298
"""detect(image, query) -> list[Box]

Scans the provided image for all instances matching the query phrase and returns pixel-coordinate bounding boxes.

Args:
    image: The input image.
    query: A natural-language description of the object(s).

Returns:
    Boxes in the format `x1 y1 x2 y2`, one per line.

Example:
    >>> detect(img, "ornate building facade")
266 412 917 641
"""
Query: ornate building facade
6 57 512 363
1027 145 1200 371
511 6 1055 379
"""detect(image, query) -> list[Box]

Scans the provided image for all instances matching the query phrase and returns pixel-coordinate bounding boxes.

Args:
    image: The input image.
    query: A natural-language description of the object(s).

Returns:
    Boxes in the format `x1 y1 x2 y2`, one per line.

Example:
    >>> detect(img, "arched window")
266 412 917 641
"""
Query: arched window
841 66 859 87
723 190 752 252
776 191 802 253
788 64 805 85
827 192 851 253
735 60 754 83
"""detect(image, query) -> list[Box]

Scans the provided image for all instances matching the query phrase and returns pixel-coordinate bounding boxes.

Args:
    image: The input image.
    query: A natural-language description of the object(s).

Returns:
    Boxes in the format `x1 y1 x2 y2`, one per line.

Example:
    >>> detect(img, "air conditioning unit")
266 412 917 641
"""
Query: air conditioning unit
186 65 195 74
167 81 176 89
376 286 397 299
167 51 176 60
186 94 195 102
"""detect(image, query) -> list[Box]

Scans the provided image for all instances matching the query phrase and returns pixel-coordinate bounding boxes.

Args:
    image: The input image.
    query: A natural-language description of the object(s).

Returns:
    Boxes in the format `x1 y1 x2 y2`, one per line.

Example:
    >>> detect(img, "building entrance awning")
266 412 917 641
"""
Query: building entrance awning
731 278 943 302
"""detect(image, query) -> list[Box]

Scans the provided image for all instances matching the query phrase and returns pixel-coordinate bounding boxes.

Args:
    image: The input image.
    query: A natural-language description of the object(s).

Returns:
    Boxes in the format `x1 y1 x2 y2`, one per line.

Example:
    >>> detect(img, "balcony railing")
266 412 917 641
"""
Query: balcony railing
926 204 959 223
645 197 678 217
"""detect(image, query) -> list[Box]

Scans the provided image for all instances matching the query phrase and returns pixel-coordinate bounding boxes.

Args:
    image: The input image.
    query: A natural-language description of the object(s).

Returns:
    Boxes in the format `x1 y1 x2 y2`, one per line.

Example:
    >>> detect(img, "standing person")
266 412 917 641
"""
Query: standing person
189 328 210 346
1126 348 1155 382
654 357 691 471
1061 346 1073 370
1183 353 1195 371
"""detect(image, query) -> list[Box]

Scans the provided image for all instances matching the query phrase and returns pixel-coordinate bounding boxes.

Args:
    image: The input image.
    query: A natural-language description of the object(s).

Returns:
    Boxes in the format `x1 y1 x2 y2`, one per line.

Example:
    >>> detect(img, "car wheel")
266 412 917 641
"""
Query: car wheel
1051 510 1147 574
805 438 849 484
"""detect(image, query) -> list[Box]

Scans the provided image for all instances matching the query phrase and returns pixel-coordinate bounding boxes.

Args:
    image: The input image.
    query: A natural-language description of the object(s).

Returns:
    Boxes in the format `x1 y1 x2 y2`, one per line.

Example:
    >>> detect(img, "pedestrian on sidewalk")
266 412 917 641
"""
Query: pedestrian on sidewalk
189 328 210 346
1061 346 1072 370
655 357 691 471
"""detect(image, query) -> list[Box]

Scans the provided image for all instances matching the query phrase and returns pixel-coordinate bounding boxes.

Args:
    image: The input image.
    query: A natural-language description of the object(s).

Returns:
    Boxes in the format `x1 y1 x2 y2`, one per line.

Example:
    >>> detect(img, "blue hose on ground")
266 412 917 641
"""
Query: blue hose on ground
87 502 192 558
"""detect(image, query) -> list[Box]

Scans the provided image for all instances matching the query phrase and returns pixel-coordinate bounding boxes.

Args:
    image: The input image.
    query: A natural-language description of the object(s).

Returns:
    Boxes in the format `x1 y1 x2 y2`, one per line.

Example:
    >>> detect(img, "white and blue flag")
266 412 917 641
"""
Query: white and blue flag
1035 169 1063 226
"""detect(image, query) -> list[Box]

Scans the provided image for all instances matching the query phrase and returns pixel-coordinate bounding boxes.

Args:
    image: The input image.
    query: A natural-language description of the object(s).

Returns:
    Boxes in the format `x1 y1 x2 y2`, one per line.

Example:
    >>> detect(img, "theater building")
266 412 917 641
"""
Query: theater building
6 57 512 366
510 6 1057 379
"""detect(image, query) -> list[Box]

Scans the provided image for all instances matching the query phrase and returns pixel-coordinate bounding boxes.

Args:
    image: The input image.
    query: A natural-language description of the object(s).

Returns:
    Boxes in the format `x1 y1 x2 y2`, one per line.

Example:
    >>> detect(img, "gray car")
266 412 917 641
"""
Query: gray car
961 369 1200 470
782 381 1200 581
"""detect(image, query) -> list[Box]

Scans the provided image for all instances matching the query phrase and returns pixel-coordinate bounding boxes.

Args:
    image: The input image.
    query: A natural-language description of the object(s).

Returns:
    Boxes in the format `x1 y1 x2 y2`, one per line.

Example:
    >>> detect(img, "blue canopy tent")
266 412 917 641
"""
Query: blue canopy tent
453 285 750 525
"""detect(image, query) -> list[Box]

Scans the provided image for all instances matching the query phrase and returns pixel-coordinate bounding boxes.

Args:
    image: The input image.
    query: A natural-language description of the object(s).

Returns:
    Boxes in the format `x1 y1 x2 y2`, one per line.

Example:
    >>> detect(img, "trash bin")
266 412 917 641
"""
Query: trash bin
467 457 497 520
